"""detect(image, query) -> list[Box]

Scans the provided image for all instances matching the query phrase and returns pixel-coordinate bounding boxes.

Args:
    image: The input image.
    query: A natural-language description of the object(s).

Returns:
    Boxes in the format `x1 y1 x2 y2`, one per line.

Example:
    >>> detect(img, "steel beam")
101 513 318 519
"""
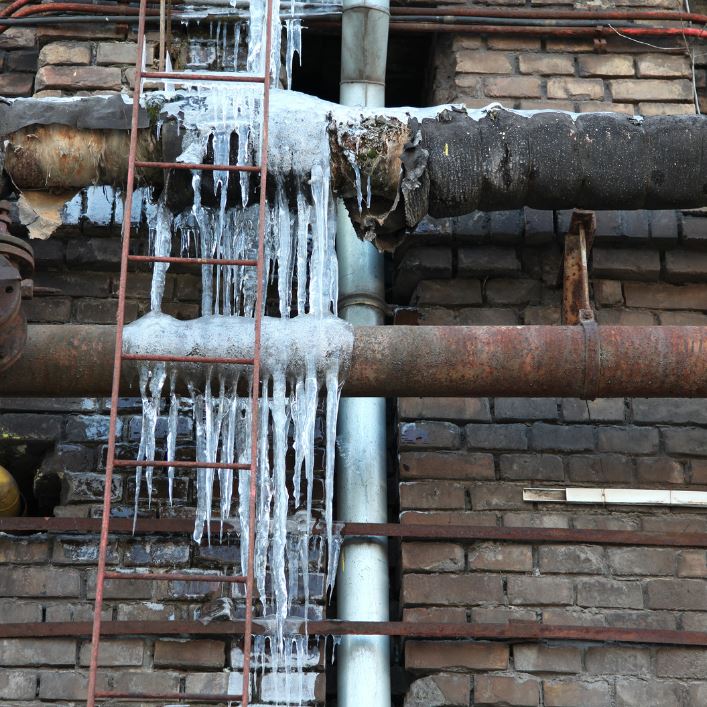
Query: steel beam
3 323 707 397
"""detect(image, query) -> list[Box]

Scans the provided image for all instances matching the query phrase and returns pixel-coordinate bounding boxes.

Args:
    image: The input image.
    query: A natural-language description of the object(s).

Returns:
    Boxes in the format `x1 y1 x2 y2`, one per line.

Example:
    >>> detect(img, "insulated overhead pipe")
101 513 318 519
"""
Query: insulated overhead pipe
4 324 707 398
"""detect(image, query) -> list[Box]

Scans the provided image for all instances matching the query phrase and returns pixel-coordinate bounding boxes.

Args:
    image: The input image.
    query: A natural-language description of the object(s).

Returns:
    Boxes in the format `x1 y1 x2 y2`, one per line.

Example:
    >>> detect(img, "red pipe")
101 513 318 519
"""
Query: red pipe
391 6 707 24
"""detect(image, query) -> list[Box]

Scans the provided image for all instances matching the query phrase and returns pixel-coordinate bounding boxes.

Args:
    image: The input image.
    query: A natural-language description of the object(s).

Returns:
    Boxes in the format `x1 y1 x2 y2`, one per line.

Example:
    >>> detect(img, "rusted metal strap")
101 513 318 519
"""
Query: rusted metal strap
3 620 707 646
580 309 600 400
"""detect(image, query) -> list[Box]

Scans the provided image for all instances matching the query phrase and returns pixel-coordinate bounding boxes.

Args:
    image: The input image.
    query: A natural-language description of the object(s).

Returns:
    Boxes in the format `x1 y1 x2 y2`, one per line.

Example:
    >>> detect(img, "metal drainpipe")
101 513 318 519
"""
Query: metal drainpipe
336 0 391 703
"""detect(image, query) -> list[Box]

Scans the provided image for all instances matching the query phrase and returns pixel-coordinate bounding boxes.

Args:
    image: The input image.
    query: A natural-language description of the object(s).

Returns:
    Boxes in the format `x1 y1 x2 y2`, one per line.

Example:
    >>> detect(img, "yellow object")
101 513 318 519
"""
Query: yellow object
0 465 21 517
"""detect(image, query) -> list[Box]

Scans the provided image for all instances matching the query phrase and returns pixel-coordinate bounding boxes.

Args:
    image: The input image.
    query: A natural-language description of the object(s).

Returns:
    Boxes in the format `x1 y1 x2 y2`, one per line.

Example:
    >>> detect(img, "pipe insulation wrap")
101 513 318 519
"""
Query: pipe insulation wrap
410 109 707 217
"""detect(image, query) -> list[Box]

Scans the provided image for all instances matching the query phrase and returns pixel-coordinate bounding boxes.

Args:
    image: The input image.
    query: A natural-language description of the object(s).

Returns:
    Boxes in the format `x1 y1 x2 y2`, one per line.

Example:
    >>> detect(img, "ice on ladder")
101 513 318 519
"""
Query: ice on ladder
122 21 353 707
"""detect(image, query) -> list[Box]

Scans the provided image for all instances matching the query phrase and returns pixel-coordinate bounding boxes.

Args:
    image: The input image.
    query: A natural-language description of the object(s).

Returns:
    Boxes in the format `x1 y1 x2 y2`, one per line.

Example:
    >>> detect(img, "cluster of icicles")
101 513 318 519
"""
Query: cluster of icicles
126 3 347 703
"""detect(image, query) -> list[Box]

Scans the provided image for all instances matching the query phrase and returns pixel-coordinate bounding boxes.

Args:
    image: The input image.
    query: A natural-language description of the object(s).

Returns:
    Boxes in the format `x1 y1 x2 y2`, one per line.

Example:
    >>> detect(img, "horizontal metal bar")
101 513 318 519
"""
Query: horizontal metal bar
3 620 707 646
113 459 251 470
127 255 258 266
121 353 254 364
140 70 265 83
135 160 260 173
103 571 246 583
2 518 707 548
11 324 707 399
95 692 242 702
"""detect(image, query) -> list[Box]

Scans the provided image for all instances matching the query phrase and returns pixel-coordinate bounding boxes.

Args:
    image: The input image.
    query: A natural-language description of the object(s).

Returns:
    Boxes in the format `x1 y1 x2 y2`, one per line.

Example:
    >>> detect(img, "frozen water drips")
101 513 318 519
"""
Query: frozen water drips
130 17 352 697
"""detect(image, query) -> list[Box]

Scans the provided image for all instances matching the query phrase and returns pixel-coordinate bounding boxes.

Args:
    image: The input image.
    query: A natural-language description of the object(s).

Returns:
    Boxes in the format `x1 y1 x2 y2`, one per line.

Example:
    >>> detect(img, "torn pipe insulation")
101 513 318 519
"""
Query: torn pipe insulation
4 93 707 248
6 323 707 399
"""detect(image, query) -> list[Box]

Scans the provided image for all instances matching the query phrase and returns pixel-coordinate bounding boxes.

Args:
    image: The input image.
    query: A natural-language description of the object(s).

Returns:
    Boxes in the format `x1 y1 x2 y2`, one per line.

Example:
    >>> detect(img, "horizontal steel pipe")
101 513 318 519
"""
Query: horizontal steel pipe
2 324 707 398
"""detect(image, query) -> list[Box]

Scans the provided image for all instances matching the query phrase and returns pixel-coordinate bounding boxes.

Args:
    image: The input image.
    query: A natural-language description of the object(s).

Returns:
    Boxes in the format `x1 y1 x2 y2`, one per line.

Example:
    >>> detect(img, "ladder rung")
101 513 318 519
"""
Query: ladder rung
95 692 243 702
128 255 258 266
121 353 255 365
135 160 261 173
141 69 265 83
103 572 247 583
113 459 251 470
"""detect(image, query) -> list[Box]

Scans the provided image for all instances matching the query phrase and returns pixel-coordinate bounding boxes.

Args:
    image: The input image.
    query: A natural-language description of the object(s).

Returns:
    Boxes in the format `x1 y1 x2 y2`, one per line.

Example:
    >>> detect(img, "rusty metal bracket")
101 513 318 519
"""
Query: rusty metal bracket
562 210 596 326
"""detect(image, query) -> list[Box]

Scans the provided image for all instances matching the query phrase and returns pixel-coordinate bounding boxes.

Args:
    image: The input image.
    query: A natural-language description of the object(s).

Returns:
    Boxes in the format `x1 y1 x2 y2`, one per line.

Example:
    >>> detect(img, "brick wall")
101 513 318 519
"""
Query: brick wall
0 201 328 704
396 12 707 705
2 3 707 705
431 34 698 116
396 209 707 705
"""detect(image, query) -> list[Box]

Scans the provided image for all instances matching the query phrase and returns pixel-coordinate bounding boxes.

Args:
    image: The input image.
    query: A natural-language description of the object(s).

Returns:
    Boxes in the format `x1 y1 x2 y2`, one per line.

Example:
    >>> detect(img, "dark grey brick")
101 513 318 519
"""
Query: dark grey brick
664 427 707 456
530 423 594 451
592 248 660 281
597 427 659 455
458 246 520 277
465 423 528 451
495 398 558 421
499 453 564 481
399 421 461 450
633 398 707 425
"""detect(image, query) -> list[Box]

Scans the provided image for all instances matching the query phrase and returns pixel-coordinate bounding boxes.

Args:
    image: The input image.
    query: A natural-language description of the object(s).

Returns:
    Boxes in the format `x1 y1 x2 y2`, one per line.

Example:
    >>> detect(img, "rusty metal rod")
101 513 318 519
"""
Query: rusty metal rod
103 571 247 582
5 323 707 398
3 517 707 548
2 620 707 646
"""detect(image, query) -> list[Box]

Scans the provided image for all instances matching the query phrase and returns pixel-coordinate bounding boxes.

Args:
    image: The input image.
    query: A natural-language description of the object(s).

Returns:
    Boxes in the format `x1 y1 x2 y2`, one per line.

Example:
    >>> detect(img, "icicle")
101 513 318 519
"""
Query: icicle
166 372 178 505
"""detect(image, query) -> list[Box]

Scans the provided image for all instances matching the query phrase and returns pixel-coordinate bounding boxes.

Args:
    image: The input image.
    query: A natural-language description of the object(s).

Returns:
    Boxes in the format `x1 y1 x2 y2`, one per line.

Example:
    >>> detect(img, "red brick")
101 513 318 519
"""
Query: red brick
514 644 582 673
656 647 707 678
468 543 532 572
547 78 604 100
615 678 681 706
38 41 91 66
401 542 464 572
0 73 34 96
403 606 467 623
457 51 513 74
35 65 122 91
678 550 707 577
399 481 466 510
608 547 676 576
577 578 643 608
636 54 690 78
519 54 574 75
610 79 692 101
0 639 76 666
578 55 634 77
399 452 494 480
585 646 650 675
507 576 573 605
538 545 604 574
636 457 684 484
402 573 503 605
78 639 143 666
544 679 612 706
405 641 508 671
485 76 542 98
153 639 225 668
0 567 80 597
646 578 707 610
475 675 540 706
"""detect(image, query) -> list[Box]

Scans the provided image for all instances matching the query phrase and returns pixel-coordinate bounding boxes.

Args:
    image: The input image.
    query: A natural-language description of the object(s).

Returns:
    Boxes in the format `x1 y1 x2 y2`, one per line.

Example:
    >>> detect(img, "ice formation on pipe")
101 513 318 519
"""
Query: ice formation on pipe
124 9 349 702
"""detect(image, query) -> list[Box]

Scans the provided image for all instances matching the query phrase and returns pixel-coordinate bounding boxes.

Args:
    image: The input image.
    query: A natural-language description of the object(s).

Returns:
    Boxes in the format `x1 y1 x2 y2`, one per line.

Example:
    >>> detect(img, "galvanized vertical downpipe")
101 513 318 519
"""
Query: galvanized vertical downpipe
336 0 391 704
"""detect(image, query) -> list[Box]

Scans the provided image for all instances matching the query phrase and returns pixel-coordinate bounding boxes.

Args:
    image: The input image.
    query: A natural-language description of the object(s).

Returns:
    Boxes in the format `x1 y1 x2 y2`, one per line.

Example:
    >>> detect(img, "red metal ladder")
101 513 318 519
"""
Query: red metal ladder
85 0 274 703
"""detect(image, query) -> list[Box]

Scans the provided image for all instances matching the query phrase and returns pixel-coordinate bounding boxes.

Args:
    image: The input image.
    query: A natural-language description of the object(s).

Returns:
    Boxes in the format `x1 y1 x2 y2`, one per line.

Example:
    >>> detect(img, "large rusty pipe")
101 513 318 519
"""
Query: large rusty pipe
2 324 707 398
